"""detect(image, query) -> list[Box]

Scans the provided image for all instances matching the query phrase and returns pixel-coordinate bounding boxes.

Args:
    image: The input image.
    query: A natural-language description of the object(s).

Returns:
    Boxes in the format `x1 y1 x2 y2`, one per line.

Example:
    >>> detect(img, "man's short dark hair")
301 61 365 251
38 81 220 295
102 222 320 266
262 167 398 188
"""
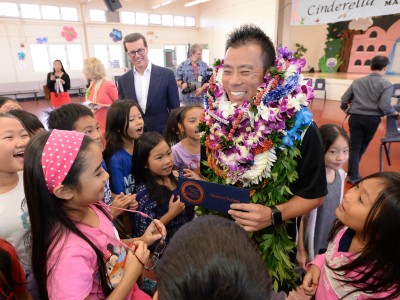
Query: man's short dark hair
46 103 93 130
371 56 389 71
225 24 276 73
123 33 148 52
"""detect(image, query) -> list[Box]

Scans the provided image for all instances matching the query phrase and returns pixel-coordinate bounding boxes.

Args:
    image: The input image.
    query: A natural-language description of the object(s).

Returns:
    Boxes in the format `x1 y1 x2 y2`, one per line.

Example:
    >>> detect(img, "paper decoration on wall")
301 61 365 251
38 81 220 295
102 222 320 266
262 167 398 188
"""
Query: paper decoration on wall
36 37 48 44
18 51 26 61
349 18 373 31
61 26 77 42
109 29 122 42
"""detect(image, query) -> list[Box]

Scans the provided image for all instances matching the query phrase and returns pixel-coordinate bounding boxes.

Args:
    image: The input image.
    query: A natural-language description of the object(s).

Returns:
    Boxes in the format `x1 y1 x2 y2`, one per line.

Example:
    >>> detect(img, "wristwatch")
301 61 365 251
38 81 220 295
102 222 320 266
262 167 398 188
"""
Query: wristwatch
269 205 282 226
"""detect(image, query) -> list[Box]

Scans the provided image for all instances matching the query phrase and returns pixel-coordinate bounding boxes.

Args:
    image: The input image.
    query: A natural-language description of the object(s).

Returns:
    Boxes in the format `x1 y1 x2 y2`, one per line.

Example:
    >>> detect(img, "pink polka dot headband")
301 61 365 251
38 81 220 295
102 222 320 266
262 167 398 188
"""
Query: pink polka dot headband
41 129 84 193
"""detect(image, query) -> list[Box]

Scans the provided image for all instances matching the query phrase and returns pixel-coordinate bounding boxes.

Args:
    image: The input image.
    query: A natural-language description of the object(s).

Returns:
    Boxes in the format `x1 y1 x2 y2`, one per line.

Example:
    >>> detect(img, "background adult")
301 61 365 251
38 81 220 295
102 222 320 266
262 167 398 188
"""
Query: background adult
118 33 179 133
46 59 70 108
176 44 209 106
341 55 400 184
83 57 118 138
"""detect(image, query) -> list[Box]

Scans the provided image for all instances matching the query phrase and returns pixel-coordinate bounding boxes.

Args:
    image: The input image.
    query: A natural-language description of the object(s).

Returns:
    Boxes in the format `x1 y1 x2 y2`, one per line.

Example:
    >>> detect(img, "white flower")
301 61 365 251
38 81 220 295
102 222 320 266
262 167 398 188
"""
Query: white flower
241 148 277 187
218 100 236 119
215 67 223 84
284 64 298 78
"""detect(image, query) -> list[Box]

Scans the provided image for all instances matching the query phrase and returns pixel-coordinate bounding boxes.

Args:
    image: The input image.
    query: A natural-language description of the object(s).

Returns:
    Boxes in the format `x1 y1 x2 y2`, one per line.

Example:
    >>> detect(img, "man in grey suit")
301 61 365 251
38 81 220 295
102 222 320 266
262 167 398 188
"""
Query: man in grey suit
118 33 179 133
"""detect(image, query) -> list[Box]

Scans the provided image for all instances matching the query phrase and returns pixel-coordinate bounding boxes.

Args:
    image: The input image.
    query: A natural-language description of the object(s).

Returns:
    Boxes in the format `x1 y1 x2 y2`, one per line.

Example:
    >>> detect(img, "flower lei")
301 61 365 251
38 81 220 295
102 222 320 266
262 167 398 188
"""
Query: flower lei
198 47 314 292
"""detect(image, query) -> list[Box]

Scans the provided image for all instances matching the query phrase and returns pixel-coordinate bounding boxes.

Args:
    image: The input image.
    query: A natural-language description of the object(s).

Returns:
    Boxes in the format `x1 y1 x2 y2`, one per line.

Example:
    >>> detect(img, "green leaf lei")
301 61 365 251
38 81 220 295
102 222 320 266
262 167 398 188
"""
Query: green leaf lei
198 50 314 292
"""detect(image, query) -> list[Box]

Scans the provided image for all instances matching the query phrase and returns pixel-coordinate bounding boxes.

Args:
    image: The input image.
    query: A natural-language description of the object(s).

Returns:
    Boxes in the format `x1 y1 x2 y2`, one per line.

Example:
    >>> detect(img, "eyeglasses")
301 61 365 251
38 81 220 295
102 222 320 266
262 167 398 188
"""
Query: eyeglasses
127 48 146 57
95 202 167 270
145 238 166 270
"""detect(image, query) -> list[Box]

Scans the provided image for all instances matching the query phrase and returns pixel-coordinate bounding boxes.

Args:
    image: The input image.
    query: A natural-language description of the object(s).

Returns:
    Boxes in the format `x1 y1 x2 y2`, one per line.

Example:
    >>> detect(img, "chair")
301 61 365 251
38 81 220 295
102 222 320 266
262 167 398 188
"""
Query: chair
392 83 400 105
304 77 313 87
313 78 326 100
380 115 400 171
311 78 326 110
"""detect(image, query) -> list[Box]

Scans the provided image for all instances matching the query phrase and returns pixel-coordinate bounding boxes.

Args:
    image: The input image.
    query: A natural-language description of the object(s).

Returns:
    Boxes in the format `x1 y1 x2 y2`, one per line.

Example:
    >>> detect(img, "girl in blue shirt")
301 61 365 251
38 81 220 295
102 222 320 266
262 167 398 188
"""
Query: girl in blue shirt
132 132 194 248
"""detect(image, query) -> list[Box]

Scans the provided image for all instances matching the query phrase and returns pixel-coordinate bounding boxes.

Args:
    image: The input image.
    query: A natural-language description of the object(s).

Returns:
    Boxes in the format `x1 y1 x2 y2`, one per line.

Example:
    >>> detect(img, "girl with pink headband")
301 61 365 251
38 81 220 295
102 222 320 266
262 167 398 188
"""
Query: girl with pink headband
24 129 166 300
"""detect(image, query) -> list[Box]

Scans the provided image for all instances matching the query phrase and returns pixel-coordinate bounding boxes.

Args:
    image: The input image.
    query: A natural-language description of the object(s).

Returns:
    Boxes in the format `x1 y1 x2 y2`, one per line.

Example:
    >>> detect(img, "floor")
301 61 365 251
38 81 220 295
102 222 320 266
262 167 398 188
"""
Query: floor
19 96 400 185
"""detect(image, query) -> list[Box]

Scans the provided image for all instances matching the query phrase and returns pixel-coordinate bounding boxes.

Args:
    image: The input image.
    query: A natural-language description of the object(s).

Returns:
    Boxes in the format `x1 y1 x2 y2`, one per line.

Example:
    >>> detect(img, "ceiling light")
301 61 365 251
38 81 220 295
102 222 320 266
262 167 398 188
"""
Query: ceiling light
184 0 209 7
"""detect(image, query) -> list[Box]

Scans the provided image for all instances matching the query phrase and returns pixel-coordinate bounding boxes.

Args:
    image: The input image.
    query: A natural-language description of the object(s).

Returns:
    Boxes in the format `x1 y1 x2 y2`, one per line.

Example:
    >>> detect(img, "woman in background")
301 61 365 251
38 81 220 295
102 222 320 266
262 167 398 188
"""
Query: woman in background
46 60 71 108
83 57 118 138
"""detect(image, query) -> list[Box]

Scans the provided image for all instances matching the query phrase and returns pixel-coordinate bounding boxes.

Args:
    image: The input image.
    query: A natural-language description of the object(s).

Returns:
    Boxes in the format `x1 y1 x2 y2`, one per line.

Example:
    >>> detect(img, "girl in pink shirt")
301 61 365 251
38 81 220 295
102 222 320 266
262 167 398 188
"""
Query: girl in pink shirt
302 172 400 299
24 130 166 300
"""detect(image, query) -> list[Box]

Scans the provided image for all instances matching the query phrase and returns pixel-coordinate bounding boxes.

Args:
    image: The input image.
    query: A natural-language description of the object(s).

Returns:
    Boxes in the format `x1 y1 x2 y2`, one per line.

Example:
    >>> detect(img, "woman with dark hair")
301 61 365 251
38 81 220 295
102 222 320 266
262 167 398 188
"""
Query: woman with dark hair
302 172 400 299
154 215 272 300
46 59 71 108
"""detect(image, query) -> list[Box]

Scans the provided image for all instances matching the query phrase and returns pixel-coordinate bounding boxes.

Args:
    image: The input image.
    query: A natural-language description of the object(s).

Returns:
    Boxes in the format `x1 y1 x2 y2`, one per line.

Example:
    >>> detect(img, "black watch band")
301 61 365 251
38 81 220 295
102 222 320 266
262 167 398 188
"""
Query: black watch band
269 205 282 226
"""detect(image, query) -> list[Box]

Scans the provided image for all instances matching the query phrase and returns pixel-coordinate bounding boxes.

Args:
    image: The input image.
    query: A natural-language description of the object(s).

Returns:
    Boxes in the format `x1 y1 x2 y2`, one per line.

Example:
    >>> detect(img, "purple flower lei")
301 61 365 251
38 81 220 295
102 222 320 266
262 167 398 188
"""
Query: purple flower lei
200 48 314 186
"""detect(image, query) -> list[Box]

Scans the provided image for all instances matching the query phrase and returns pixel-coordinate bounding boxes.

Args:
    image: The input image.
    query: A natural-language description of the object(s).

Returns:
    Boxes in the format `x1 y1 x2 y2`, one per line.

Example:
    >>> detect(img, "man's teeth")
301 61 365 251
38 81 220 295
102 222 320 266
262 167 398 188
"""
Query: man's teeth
231 91 245 96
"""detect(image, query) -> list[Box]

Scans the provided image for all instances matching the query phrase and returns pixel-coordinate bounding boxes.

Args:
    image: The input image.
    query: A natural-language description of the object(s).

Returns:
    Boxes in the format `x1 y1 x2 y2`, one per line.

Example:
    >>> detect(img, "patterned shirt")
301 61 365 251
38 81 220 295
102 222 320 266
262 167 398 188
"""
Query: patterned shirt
133 183 194 250
176 59 209 105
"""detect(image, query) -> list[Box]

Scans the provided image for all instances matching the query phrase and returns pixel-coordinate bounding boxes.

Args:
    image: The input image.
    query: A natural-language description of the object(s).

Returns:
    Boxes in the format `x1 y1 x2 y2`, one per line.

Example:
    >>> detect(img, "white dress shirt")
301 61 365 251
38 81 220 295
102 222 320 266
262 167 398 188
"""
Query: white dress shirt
133 62 152 113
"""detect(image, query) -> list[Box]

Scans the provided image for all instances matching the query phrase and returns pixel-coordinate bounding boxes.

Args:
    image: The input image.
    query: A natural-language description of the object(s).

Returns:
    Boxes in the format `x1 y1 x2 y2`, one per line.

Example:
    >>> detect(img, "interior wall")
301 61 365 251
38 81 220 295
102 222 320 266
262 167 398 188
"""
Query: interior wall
278 0 326 71
197 0 279 62
1 0 331 87
0 0 200 85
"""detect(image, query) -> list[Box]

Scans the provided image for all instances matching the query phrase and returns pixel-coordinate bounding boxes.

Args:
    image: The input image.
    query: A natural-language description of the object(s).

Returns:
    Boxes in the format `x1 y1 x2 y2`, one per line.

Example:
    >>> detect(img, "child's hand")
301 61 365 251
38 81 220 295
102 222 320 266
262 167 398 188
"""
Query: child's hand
141 219 167 246
301 265 320 296
296 247 309 271
168 195 185 218
111 193 136 217
129 195 139 210
126 241 150 272
183 169 201 180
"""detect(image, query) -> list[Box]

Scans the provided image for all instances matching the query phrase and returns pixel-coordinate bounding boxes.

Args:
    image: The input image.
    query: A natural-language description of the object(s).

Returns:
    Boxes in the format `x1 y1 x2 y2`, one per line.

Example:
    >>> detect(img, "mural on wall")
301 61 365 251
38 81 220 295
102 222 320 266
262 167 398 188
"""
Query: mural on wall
320 14 400 74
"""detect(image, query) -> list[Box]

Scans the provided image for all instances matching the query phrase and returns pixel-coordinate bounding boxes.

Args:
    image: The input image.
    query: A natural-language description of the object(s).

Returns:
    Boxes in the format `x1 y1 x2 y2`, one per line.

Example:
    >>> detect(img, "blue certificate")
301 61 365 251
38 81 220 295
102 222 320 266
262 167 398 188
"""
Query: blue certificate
178 177 250 213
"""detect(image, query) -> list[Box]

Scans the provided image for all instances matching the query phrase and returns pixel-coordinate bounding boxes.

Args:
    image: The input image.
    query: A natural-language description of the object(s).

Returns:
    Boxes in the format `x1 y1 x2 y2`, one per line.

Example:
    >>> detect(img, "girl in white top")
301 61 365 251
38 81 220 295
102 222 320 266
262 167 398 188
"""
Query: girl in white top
0 113 30 271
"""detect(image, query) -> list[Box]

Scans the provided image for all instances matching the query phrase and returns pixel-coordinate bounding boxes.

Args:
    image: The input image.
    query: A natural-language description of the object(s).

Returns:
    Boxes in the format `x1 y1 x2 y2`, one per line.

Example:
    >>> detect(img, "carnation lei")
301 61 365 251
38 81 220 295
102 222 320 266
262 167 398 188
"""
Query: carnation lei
199 47 315 292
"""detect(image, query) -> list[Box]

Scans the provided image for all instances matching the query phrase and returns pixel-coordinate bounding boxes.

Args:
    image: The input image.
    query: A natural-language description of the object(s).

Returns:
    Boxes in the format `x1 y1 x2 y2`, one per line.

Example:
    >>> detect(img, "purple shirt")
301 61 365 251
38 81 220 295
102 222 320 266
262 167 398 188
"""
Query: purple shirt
172 142 200 171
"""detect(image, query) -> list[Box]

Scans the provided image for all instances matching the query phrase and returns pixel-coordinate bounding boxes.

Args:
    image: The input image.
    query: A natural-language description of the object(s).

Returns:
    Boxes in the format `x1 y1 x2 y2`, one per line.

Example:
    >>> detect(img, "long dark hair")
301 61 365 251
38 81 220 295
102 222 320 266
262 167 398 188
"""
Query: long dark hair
163 107 184 146
328 172 400 299
24 131 112 299
155 215 272 299
132 132 176 205
52 59 67 74
103 100 143 172
319 123 349 154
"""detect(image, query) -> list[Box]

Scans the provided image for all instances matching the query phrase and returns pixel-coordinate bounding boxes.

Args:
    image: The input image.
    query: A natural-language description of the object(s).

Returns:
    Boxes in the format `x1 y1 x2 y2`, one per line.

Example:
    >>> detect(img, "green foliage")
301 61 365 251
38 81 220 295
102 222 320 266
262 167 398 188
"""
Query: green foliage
198 142 302 293
319 55 343 73
294 43 307 59
325 39 342 58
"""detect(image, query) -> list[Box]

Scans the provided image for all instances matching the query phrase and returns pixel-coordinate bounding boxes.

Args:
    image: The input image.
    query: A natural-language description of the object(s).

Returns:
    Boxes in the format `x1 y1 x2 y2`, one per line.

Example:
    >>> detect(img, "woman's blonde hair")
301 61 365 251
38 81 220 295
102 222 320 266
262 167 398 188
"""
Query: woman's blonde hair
83 57 106 81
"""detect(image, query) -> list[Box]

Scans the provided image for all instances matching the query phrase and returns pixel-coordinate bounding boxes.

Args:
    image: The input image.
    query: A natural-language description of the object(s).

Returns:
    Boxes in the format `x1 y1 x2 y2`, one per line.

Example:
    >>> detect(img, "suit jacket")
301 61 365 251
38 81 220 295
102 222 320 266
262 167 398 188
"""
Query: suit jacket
118 64 180 133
